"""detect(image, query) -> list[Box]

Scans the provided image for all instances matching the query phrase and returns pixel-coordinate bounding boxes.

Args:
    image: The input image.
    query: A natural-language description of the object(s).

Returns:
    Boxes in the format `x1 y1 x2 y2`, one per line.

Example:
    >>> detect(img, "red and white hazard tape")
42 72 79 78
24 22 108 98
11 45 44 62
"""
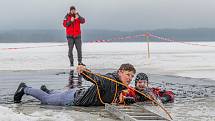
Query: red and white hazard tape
89 40 111 43
1 33 215 50
148 33 215 48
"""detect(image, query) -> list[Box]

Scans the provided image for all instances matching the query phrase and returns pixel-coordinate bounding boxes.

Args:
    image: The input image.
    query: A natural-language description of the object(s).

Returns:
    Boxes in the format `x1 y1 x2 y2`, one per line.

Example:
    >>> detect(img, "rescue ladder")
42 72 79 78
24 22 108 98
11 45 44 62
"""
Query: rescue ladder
105 103 170 121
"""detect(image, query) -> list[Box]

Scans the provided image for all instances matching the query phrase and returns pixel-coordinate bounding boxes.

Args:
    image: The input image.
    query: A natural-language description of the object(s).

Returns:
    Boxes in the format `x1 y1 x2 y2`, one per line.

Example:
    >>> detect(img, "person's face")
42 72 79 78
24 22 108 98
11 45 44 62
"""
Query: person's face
136 80 148 90
70 9 76 14
118 70 134 86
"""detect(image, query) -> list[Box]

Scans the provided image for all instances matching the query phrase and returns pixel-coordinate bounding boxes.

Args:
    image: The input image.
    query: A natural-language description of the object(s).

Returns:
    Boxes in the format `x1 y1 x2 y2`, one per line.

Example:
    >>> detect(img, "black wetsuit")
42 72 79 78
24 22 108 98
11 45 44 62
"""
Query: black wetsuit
73 71 126 106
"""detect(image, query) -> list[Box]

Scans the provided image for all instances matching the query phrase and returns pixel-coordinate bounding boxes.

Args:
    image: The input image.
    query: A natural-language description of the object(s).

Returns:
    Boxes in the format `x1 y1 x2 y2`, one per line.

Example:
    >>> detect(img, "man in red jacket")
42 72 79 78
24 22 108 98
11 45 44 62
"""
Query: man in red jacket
63 6 85 68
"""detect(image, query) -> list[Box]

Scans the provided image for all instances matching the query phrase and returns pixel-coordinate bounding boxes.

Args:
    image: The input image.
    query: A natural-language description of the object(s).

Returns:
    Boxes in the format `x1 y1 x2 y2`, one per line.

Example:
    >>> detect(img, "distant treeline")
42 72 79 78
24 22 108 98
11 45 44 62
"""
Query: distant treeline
0 28 215 43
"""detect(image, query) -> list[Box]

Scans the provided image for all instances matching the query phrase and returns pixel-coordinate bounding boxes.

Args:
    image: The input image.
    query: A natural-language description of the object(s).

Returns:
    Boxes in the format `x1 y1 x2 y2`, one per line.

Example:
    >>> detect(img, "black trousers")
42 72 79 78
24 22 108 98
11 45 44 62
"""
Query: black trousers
67 36 82 66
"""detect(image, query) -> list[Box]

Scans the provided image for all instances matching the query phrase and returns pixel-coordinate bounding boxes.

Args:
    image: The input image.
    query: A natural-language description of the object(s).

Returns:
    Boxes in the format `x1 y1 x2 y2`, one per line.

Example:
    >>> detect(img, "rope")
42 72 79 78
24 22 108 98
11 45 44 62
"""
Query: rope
81 72 105 104
148 33 215 48
1 33 214 51
81 72 118 105
112 82 118 104
82 69 173 120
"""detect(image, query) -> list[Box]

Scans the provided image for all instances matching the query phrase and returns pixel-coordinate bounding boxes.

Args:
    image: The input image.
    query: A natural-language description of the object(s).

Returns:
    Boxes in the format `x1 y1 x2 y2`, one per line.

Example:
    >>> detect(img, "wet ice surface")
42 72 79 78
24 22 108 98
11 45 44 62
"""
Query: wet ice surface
0 42 215 120
0 70 215 121
0 70 119 121
149 74 215 121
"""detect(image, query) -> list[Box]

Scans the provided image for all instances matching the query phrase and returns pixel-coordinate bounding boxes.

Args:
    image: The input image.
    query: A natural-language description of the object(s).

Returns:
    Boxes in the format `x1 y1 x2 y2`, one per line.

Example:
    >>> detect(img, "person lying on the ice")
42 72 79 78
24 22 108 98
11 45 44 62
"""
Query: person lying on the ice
13 63 136 106
120 73 175 104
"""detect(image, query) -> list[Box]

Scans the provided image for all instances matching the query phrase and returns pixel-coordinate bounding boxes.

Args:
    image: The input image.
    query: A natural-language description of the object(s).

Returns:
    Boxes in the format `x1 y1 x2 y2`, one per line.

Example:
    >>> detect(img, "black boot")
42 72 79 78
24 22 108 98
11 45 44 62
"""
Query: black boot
14 82 27 103
40 85 50 94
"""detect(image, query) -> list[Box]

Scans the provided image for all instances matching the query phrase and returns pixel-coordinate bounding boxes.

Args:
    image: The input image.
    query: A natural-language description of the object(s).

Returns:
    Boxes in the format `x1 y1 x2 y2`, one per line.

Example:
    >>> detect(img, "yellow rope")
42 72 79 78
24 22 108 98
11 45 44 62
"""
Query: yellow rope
82 69 173 120
81 72 105 104
112 83 118 103
81 72 118 105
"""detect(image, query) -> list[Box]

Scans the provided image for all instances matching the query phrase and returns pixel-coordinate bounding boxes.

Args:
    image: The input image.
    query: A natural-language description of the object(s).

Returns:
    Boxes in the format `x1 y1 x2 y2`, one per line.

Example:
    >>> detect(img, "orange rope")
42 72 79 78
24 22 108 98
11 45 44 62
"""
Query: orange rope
81 72 105 104
82 69 173 120
112 83 118 103
81 72 118 105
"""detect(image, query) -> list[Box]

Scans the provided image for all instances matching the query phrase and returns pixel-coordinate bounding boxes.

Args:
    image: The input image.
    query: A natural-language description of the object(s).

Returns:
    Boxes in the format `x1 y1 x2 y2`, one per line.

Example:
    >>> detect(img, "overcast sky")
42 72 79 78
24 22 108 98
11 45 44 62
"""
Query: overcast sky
1 0 215 31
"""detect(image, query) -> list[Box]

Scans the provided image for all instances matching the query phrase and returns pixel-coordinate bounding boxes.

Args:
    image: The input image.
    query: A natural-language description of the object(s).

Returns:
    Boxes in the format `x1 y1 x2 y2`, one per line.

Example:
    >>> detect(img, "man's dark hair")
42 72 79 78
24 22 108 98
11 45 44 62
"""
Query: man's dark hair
70 6 76 11
118 63 136 74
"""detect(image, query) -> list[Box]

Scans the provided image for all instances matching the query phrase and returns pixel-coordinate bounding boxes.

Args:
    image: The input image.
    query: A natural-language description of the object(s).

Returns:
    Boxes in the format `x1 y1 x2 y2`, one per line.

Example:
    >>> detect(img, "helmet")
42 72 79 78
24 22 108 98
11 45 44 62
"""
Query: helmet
135 73 148 86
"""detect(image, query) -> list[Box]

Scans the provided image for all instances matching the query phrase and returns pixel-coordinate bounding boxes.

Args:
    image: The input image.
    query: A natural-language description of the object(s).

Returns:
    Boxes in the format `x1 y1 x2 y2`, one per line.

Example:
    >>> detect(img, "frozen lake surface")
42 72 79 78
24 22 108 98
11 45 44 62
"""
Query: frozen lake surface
0 42 215 121
0 42 215 80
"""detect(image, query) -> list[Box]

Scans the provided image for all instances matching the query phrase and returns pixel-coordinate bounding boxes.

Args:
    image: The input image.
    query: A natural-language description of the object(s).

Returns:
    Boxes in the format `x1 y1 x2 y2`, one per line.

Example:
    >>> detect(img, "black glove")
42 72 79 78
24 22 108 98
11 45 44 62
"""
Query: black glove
160 94 171 104
136 93 148 102
124 97 136 105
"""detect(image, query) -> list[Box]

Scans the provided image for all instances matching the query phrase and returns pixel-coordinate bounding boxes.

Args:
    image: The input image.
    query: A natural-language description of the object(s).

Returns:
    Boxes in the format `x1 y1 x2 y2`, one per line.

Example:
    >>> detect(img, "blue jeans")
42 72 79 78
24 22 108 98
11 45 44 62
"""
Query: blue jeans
24 87 77 106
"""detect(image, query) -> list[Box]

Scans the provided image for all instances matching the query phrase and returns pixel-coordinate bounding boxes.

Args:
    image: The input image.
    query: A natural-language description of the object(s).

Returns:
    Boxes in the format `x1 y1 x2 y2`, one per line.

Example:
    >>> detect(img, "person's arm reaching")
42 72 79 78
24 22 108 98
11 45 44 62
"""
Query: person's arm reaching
77 65 103 85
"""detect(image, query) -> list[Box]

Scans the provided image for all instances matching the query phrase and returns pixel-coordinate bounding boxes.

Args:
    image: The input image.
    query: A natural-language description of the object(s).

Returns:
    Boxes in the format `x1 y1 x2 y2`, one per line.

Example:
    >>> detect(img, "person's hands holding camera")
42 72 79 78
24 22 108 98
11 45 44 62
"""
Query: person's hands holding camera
75 11 79 19
71 17 75 22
